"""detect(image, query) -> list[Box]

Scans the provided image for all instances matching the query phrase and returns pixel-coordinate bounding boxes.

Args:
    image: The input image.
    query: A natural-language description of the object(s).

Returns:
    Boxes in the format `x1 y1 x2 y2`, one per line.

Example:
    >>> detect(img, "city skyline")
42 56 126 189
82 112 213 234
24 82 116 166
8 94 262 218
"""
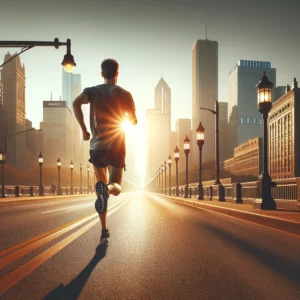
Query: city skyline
1 1 299 132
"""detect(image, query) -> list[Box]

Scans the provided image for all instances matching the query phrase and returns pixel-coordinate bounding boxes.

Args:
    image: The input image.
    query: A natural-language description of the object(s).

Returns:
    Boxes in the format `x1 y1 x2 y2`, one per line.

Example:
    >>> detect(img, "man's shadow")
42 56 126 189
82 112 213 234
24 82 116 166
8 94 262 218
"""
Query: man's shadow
44 243 108 300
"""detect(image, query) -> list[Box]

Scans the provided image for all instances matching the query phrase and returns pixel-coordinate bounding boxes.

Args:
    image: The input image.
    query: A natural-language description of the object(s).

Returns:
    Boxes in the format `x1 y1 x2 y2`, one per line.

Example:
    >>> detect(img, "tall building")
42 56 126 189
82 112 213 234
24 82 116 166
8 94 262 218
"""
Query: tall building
269 79 300 179
1 52 26 169
146 77 172 182
43 101 72 166
62 69 84 173
192 39 218 163
228 60 276 156
219 102 229 163
146 109 170 182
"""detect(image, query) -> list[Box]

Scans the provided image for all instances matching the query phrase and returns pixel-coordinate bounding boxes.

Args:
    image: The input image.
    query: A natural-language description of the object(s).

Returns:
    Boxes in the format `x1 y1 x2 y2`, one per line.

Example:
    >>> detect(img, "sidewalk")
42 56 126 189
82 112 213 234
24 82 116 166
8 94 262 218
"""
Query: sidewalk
0 193 93 205
157 193 300 237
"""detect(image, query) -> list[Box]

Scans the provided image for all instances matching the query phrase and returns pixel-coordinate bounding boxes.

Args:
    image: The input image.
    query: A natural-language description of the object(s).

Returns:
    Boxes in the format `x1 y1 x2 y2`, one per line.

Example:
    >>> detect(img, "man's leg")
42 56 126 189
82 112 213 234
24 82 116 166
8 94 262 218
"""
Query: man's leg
93 166 108 229
107 166 123 196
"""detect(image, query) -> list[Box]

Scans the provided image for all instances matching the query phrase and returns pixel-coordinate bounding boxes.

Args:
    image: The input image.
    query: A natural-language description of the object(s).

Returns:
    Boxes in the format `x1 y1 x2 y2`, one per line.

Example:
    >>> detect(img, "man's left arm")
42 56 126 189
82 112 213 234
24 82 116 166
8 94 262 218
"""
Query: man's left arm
72 93 90 141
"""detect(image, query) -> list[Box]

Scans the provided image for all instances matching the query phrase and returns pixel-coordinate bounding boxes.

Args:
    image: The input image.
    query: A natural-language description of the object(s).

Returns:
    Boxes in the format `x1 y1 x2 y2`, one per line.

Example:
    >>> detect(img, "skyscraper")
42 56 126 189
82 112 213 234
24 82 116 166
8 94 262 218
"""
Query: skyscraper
218 102 229 164
62 69 85 173
192 39 218 163
146 77 172 182
228 60 276 156
43 101 72 166
1 52 26 169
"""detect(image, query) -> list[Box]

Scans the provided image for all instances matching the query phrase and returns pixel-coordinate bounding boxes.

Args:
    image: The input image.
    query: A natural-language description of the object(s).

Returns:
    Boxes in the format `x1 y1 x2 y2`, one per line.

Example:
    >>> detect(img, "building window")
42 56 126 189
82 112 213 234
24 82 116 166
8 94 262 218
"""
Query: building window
247 118 251 124
253 118 257 125
240 117 244 124
259 119 263 125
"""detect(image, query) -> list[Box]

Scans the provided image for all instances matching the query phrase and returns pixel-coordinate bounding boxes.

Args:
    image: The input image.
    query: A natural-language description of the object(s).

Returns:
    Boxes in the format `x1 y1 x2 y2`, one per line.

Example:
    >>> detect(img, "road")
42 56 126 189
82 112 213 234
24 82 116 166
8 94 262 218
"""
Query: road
0 192 299 300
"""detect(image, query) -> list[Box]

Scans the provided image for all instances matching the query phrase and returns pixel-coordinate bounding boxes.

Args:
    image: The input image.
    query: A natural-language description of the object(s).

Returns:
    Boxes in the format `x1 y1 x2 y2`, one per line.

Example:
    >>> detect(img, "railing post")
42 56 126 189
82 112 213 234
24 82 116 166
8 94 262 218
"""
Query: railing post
15 186 20 197
218 184 225 202
66 187 68 195
296 178 300 202
233 183 242 203
209 186 213 200
189 187 191 198
29 186 35 196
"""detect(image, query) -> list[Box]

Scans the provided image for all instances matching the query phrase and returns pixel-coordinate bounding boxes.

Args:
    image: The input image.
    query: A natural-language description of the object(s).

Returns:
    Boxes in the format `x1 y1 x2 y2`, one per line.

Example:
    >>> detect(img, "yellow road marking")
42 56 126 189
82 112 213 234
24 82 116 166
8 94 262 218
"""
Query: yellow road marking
0 198 130 296
0 200 126 261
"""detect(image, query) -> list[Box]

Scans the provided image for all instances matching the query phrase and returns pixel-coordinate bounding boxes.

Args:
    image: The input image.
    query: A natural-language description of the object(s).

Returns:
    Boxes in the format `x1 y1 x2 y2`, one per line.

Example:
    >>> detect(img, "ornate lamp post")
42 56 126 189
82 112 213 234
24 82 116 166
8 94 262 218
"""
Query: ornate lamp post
184 135 190 198
196 123 205 200
56 158 63 195
79 163 83 194
94 170 96 192
200 100 221 185
256 72 276 210
159 167 163 193
0 149 6 198
70 160 74 195
38 152 45 196
168 154 172 195
87 165 90 193
174 146 179 196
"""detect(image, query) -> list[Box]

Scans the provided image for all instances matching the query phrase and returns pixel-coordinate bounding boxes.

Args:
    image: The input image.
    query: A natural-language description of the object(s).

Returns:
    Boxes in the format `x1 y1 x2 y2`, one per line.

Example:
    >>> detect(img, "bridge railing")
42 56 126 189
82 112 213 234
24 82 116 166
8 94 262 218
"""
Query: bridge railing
0 185 93 197
153 177 300 202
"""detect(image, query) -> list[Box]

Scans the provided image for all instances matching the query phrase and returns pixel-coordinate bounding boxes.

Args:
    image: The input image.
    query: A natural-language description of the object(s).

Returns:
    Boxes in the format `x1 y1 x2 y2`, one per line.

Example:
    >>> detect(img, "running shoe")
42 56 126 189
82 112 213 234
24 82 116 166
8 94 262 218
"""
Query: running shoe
100 228 110 243
95 181 109 214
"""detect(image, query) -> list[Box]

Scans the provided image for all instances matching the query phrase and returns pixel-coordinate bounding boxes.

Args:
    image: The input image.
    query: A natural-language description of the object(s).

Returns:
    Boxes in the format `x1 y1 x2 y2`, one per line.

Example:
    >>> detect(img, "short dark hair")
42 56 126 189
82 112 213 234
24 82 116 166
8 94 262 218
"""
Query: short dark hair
101 59 119 79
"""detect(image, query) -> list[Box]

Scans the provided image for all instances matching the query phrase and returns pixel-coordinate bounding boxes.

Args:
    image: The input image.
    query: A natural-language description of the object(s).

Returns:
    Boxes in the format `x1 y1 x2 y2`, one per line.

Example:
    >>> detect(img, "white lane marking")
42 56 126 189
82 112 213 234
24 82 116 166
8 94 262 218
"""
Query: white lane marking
41 205 78 214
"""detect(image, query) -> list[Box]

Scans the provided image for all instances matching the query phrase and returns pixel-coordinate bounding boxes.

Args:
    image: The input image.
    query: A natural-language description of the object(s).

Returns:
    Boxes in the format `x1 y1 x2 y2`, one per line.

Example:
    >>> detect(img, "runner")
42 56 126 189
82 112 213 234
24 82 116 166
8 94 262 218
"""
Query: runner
72 59 137 242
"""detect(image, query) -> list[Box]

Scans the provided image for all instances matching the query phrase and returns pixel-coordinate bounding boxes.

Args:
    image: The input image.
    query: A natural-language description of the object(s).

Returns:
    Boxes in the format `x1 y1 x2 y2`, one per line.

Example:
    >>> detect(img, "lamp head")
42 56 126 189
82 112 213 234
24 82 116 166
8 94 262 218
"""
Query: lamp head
0 148 6 163
57 157 61 167
184 135 190 155
70 160 74 169
168 154 172 166
196 122 205 146
256 71 273 114
174 145 179 162
38 152 43 164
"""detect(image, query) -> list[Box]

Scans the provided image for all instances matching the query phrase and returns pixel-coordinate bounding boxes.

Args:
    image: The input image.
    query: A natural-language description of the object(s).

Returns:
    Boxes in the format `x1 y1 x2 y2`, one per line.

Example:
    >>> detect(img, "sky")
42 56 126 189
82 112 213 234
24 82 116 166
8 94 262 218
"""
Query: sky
1 0 300 184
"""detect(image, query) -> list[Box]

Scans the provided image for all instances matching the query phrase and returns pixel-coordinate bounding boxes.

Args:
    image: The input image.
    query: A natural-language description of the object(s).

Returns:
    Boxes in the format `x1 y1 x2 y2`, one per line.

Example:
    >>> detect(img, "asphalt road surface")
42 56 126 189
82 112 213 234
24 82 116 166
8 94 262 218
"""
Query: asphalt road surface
0 192 299 300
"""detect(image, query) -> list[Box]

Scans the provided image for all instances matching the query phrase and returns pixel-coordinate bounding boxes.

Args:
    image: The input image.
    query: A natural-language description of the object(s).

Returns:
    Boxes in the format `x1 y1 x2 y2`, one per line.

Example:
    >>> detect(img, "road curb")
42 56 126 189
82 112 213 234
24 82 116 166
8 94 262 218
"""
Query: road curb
0 194 93 205
159 194 300 237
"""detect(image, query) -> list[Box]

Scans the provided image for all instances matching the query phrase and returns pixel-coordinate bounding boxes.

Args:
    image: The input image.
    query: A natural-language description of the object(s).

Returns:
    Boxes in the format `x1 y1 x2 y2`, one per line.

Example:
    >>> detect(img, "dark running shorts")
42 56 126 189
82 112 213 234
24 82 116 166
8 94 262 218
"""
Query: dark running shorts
89 149 125 169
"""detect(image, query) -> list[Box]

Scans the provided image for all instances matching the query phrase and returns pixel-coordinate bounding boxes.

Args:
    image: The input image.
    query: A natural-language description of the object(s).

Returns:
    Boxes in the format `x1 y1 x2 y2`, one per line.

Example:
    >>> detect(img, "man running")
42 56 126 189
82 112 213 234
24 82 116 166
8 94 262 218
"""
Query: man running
72 59 137 242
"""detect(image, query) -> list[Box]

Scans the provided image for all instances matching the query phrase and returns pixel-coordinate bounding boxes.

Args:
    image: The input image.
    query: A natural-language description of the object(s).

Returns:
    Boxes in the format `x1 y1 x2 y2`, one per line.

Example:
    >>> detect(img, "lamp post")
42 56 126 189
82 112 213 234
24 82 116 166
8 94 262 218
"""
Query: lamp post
70 160 74 195
56 158 63 195
87 165 90 193
200 100 221 185
174 146 179 196
168 154 172 195
161 165 165 194
94 170 96 192
184 135 190 198
159 167 162 193
0 38 76 72
256 72 276 210
0 149 6 198
79 163 83 194
38 152 45 196
196 123 205 200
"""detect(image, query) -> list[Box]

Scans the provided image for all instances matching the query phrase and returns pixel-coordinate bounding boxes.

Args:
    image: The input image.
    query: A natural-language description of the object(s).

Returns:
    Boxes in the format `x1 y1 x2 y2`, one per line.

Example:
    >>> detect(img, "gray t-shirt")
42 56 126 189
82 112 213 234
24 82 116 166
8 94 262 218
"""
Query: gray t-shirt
83 84 136 154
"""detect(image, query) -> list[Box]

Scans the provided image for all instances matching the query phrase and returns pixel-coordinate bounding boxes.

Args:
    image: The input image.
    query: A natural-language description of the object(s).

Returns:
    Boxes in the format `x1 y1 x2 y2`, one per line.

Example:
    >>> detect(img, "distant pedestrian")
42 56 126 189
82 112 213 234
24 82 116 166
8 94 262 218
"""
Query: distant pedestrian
73 59 137 243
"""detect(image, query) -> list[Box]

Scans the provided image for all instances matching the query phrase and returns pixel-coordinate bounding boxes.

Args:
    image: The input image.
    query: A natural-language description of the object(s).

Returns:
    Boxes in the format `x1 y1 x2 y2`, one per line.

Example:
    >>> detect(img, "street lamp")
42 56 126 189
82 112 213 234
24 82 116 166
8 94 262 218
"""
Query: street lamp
87 165 90 193
196 122 205 200
38 152 45 196
70 160 74 195
184 135 190 198
80 163 83 194
174 146 179 196
161 165 165 194
168 154 172 195
256 72 276 210
200 100 221 185
0 149 6 198
159 167 162 193
56 158 63 195
0 38 76 72
94 170 96 192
